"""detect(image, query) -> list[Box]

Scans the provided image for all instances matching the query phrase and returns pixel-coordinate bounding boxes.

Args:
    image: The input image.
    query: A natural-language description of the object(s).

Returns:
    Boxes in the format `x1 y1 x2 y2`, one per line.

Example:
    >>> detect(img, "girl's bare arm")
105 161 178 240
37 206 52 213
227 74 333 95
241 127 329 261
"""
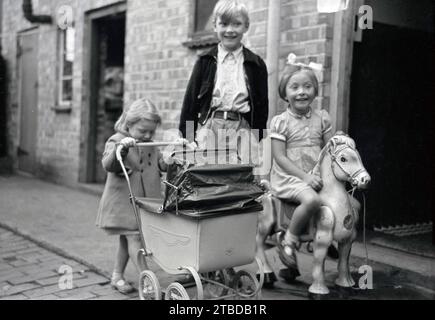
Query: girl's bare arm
322 130 334 147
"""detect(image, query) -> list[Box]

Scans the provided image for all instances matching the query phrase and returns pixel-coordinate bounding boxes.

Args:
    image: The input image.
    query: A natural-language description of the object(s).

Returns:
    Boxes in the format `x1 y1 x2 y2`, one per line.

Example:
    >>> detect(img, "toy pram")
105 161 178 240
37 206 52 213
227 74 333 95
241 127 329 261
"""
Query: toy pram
116 143 265 300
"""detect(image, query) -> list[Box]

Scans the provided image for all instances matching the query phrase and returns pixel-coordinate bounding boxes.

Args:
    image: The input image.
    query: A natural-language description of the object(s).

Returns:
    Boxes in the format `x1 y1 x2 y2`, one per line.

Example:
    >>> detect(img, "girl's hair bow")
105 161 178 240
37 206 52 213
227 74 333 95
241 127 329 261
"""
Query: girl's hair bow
286 53 323 73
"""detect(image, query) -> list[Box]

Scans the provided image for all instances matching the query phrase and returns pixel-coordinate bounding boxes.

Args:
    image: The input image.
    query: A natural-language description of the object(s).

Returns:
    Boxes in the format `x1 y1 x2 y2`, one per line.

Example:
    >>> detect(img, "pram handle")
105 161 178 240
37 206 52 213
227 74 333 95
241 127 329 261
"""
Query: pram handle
115 141 184 162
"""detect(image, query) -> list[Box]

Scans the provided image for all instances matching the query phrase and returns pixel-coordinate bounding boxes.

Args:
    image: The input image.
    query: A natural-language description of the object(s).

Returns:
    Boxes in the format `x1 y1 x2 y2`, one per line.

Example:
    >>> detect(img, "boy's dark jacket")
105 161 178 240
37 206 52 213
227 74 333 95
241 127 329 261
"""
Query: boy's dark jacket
179 45 269 141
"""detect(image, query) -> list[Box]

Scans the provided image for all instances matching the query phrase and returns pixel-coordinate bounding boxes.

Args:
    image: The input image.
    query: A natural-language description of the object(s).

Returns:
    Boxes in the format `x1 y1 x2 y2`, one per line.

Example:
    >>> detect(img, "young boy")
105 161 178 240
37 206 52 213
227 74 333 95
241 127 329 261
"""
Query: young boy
179 0 269 165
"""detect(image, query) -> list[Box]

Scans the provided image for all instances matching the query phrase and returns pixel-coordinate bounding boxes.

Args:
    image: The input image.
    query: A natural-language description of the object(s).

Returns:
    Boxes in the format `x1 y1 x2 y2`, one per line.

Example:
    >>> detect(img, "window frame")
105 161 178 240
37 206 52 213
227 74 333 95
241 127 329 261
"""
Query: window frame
183 0 219 49
55 26 75 112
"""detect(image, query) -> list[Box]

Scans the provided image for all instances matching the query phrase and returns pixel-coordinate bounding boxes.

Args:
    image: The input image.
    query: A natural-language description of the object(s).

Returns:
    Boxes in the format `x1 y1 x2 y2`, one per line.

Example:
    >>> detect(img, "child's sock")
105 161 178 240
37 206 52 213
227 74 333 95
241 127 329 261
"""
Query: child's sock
284 231 299 247
111 271 124 281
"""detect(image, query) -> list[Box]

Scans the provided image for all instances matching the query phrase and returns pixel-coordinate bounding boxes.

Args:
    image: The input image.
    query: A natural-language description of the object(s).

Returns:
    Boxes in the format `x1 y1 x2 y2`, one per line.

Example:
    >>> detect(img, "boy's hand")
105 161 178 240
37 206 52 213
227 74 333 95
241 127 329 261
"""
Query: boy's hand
303 174 323 192
175 138 197 150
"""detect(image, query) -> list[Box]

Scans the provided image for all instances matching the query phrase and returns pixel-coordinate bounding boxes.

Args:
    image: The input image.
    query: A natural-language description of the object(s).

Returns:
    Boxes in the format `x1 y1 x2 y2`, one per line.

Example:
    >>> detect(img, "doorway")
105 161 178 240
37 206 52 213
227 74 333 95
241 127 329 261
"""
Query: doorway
17 29 39 174
85 4 126 183
348 0 434 232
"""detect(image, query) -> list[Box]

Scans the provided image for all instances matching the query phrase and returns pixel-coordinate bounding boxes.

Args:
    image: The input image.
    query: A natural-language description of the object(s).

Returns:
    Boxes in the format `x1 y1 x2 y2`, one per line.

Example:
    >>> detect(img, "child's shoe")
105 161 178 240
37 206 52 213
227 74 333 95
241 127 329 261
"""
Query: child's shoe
276 233 300 273
111 277 135 294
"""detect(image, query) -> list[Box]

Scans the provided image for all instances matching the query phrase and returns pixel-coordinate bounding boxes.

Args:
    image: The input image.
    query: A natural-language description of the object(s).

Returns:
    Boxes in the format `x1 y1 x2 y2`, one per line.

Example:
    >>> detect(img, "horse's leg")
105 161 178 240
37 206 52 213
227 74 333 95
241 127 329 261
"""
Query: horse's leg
335 230 357 288
256 194 277 287
308 206 334 296
336 202 359 288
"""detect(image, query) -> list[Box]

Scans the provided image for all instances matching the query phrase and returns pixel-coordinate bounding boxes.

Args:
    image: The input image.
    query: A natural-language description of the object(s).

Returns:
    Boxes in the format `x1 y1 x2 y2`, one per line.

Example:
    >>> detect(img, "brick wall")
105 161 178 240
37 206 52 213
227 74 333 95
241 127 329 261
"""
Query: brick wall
1 0 124 185
277 0 334 114
1 0 335 186
124 0 270 135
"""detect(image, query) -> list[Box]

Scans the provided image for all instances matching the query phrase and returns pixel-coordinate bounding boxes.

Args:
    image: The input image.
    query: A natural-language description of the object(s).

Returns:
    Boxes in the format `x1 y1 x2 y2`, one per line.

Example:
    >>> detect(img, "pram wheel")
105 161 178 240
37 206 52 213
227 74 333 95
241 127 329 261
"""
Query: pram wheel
165 282 190 300
139 270 161 300
203 270 230 298
232 270 261 299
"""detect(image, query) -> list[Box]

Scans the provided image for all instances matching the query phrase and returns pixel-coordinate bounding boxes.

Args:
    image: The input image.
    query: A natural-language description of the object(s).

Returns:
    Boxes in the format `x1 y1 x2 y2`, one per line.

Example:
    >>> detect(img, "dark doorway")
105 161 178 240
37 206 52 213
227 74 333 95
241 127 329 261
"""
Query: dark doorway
349 1 434 231
0 54 7 158
88 11 126 183
17 30 39 174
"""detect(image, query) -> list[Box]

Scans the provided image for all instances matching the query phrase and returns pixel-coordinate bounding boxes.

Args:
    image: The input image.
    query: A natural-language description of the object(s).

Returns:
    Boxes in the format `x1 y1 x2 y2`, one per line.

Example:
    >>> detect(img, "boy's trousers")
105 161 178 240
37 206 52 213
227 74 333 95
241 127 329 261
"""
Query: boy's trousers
196 111 260 168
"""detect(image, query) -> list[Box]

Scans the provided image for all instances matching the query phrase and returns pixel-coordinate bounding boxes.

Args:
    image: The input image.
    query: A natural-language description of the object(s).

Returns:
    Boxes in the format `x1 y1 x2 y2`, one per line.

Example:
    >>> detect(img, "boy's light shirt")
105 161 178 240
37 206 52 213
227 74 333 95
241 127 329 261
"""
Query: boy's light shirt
212 44 250 114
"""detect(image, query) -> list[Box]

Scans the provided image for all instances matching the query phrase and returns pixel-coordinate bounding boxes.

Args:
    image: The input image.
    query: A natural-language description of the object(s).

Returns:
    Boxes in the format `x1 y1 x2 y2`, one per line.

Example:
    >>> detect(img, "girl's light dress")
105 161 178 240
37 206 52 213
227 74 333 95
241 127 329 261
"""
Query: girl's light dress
270 108 332 202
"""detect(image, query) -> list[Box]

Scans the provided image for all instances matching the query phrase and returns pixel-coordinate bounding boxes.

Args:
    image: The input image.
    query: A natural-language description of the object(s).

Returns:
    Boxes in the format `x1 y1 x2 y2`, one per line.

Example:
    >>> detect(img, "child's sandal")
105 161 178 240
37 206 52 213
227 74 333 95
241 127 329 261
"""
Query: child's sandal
276 233 300 271
111 278 135 294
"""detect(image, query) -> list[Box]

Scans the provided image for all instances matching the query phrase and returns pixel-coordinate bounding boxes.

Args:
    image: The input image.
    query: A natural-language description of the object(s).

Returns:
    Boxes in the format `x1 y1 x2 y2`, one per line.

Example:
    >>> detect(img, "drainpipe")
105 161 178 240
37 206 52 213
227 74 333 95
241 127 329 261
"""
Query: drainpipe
266 0 281 124
22 0 52 24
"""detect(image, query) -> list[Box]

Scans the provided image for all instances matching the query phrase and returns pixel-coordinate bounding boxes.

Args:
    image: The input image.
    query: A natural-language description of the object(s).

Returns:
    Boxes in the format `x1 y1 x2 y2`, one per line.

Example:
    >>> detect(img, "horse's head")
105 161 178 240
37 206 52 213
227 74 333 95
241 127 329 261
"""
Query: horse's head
327 133 371 190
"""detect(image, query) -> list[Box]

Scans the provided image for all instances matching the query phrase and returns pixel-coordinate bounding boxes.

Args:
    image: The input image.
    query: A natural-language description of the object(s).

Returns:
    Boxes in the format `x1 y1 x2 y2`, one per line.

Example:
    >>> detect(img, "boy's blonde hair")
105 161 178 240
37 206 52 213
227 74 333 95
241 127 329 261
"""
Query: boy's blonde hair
115 98 161 135
212 0 250 27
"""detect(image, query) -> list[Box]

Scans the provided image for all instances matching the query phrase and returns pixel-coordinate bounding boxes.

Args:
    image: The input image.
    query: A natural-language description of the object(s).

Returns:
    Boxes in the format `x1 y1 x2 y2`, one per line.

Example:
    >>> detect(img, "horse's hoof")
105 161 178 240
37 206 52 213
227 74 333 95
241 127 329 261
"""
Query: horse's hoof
308 292 329 300
278 268 300 283
256 272 277 289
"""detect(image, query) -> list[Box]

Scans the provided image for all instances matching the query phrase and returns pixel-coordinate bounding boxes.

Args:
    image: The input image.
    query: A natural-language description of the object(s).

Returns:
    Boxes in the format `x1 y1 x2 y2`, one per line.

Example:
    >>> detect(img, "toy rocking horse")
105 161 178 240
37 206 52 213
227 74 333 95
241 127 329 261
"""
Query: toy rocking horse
256 133 371 298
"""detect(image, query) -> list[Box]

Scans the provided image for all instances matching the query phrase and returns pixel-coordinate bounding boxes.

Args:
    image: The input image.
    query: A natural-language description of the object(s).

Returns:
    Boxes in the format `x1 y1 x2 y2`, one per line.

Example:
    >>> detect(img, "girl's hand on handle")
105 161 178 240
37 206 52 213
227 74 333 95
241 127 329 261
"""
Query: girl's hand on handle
303 174 323 192
119 137 136 156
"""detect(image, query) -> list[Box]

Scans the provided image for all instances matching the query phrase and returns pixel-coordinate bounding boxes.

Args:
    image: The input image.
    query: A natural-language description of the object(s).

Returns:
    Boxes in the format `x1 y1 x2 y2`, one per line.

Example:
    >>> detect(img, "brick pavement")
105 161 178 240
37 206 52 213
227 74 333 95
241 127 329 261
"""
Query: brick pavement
0 227 138 300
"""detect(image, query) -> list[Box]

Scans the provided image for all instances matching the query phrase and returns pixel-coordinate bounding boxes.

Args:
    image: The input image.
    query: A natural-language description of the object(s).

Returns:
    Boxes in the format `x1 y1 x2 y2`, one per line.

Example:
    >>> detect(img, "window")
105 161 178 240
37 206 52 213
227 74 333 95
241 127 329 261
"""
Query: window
57 27 75 109
183 0 219 49
194 0 218 34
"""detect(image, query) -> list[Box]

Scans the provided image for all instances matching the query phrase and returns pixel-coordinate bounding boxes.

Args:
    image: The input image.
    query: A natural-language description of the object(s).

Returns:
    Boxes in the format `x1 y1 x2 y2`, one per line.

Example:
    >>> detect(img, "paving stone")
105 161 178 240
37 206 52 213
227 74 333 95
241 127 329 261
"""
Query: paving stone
2 239 29 247
0 283 40 296
30 294 59 300
0 270 26 282
18 251 45 261
89 284 116 296
0 263 13 271
15 265 49 276
9 259 35 267
0 294 28 300
0 232 16 240
35 276 62 286
8 270 59 285
0 244 36 254
59 292 96 300
35 258 76 270
21 284 65 298
55 286 99 298
89 293 130 300
72 274 110 288
34 271 88 286
14 248 43 256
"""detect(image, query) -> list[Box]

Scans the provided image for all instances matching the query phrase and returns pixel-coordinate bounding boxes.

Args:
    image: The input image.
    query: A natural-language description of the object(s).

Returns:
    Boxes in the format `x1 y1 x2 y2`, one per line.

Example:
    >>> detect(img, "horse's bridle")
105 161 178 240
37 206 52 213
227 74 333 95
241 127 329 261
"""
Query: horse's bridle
328 144 366 187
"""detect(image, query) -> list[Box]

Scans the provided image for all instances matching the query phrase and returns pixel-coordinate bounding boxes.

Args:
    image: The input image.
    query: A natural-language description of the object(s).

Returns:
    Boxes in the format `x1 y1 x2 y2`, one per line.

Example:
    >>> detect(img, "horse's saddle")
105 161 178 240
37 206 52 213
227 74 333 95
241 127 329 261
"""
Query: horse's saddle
264 193 296 233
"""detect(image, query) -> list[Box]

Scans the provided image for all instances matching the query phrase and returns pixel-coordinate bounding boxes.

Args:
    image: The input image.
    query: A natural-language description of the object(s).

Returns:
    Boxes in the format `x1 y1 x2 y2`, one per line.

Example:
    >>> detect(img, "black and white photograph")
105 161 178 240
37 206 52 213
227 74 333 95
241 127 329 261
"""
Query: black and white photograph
0 0 434 305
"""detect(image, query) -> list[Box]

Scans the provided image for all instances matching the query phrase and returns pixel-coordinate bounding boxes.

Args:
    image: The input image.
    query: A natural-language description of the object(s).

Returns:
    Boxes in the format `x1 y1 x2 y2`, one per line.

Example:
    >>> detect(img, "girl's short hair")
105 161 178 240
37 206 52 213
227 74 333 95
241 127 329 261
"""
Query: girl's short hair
212 0 250 27
114 98 161 135
278 65 320 101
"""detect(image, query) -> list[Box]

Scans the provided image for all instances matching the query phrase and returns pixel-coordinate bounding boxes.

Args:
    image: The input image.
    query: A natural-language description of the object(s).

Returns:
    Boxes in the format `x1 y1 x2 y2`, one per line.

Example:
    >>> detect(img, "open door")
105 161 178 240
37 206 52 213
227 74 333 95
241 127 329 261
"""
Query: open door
84 5 126 183
348 0 434 242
